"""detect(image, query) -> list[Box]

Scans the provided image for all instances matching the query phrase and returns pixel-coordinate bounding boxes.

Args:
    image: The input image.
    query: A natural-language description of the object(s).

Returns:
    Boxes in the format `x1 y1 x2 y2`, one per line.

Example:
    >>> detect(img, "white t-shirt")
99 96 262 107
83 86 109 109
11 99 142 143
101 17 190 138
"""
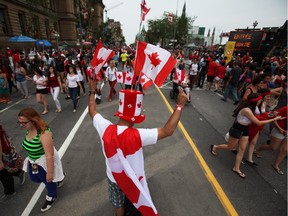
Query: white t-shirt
93 113 158 182
189 63 198 75
66 74 80 88
33 75 47 90
105 67 117 82
76 69 84 81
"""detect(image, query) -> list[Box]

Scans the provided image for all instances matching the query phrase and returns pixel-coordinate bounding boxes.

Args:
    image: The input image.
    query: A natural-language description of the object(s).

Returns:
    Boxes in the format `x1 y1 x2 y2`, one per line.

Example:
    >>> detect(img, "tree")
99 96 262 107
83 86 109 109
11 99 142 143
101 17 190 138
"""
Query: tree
144 4 192 48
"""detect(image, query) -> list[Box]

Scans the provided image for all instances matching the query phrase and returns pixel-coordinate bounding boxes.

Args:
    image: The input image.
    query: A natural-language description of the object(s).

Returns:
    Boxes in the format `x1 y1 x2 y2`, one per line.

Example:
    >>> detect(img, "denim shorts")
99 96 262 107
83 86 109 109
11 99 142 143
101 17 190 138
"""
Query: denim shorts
107 178 125 208
271 127 285 140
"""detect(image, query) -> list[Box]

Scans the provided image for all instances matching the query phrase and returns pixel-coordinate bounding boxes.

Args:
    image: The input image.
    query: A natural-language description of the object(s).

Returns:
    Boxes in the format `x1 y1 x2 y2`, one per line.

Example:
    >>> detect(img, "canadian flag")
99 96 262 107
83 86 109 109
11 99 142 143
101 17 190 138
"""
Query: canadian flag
91 40 114 74
168 13 173 24
124 72 134 86
173 69 185 85
116 71 125 83
134 41 177 87
141 0 150 21
103 125 159 216
139 72 153 90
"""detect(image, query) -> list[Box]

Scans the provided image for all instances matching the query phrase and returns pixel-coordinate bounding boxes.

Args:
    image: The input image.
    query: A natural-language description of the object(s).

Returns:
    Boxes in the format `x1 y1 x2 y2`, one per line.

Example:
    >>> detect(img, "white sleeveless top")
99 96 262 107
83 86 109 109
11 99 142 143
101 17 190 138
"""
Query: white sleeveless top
237 109 252 125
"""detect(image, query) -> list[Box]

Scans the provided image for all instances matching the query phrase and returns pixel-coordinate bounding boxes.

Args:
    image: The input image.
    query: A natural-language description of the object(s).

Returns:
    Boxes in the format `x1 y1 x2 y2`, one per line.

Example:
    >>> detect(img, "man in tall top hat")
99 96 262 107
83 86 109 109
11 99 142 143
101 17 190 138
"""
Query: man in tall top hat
88 78 188 216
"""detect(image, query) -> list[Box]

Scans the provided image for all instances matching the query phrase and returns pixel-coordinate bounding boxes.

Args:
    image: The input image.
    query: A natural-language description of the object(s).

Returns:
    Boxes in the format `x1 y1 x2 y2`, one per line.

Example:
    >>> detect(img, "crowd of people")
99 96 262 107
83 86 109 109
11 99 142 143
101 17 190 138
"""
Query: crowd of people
0 44 287 215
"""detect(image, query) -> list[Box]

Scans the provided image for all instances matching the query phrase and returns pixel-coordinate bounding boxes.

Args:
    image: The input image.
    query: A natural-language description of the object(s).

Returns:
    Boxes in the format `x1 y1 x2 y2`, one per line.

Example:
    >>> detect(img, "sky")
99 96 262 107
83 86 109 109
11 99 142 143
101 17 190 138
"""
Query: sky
103 0 287 45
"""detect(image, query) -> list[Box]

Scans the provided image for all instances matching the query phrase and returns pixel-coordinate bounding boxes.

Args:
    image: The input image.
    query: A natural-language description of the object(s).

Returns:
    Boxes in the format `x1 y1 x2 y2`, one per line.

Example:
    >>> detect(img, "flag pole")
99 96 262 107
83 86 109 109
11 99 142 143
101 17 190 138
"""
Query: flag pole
172 0 179 52
134 1 145 91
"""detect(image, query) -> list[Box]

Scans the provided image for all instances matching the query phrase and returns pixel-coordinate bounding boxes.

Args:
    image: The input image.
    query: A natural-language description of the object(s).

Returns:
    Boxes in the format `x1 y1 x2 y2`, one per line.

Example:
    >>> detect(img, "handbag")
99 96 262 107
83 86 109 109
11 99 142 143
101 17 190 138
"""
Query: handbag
0 125 23 173
229 127 243 139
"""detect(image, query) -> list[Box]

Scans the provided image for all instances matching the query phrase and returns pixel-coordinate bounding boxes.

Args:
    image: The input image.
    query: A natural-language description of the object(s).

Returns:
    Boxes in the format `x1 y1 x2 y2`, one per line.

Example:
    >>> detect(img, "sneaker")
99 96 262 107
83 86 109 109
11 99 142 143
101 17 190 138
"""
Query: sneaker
221 98 227 102
41 196 56 212
233 101 239 105
57 172 66 188
0 192 16 203
65 96 71 100
18 170 25 185
73 109 76 113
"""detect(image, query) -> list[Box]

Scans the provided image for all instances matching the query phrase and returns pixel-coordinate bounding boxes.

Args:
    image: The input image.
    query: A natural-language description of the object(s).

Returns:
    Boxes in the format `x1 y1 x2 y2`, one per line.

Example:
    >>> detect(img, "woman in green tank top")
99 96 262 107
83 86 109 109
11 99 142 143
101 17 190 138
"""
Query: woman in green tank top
18 108 64 212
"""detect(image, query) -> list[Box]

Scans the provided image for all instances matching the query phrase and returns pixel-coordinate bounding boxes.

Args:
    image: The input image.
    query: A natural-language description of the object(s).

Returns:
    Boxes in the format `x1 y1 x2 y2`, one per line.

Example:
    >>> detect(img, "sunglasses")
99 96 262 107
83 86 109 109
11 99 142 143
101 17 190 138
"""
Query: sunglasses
17 120 30 125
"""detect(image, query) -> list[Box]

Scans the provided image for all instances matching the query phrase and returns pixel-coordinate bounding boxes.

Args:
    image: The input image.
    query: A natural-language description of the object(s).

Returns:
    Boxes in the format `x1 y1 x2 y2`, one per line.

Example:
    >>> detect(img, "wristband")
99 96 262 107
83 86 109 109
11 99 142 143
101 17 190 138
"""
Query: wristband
89 91 96 96
175 104 184 111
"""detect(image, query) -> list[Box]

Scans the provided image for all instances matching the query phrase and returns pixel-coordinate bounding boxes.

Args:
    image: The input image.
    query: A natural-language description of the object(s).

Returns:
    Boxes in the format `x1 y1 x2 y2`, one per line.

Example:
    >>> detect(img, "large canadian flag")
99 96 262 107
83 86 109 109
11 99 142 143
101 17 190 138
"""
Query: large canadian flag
134 41 176 87
91 40 114 74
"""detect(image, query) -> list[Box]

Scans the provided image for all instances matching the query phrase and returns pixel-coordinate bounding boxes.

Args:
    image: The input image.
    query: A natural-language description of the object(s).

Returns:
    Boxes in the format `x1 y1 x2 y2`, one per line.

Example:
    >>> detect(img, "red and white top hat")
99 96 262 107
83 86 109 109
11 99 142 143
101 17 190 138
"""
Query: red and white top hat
114 89 145 123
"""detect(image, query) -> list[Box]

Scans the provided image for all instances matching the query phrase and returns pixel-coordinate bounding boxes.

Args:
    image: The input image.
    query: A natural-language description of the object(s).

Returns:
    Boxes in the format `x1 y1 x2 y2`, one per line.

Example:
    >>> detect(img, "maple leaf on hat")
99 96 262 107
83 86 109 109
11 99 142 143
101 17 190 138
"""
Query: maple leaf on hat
148 52 161 68
137 102 142 108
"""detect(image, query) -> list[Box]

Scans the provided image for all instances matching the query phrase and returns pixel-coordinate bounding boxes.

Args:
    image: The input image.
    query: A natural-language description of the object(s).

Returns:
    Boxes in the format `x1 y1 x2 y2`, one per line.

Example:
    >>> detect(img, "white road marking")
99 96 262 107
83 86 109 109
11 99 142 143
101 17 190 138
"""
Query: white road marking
21 106 89 216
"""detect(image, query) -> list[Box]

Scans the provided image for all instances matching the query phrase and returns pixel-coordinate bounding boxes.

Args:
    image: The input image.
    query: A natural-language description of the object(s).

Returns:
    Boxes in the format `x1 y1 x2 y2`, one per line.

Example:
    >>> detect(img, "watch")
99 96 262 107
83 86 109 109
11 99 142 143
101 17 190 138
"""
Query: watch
89 91 96 96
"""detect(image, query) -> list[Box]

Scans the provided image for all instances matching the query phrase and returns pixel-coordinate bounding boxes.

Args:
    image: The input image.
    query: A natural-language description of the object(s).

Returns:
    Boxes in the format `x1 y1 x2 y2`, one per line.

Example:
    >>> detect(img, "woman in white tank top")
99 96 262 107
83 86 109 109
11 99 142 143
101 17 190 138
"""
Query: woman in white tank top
211 93 283 179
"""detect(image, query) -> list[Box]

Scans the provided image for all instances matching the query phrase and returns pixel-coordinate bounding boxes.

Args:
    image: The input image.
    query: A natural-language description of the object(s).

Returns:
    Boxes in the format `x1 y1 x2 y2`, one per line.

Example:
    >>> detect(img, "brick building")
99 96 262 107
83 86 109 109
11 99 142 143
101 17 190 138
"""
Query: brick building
0 0 104 48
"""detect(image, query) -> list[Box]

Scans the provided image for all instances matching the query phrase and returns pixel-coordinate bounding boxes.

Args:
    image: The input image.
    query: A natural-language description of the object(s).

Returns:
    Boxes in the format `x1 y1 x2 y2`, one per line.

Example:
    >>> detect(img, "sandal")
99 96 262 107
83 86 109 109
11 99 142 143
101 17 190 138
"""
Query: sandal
253 150 262 158
232 168 246 179
42 111 48 115
210 145 217 156
272 165 284 175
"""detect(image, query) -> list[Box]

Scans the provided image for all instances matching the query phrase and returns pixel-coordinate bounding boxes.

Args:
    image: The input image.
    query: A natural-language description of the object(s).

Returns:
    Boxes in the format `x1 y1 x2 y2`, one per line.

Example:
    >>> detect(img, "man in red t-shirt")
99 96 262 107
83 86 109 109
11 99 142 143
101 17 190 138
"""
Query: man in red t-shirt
206 57 218 91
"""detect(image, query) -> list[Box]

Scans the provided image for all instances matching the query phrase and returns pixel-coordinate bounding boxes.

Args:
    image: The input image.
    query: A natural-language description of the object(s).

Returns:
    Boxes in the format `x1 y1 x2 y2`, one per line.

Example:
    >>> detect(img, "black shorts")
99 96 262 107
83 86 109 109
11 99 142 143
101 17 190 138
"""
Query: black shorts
233 122 249 136
206 76 215 82
36 88 48 94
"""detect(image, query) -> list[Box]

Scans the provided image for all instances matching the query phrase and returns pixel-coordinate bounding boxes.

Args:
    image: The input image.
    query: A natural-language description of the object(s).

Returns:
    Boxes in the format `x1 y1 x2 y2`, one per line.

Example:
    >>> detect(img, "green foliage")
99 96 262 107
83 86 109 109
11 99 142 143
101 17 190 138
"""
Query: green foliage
145 12 192 47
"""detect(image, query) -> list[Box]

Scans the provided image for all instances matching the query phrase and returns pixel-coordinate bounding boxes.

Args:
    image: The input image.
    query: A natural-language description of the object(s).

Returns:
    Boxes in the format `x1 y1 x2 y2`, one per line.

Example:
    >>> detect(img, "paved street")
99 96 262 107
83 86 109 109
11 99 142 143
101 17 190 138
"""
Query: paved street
0 77 286 216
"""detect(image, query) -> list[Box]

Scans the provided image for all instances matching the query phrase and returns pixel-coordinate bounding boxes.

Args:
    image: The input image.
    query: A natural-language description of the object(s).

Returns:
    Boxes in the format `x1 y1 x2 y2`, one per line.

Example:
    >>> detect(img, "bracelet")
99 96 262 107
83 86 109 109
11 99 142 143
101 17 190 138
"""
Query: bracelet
89 91 96 96
175 104 184 111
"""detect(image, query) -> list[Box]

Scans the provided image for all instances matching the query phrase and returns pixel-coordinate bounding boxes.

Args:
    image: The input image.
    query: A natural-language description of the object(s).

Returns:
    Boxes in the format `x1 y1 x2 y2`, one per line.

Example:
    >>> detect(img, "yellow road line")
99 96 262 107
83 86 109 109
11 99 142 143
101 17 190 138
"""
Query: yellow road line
156 87 238 216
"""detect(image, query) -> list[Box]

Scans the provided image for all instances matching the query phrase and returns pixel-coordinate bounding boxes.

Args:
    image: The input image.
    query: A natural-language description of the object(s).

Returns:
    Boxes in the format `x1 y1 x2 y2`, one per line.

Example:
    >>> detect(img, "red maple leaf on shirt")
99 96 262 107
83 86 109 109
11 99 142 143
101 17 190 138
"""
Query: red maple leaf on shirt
148 52 161 68
96 57 104 65
126 76 132 81
117 74 122 79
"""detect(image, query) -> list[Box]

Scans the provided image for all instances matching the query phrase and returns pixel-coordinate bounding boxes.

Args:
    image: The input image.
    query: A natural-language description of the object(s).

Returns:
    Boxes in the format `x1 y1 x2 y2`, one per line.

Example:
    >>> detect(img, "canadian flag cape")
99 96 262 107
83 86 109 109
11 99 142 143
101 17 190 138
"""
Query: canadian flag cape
91 40 114 74
134 41 176 87
173 69 185 85
102 125 159 216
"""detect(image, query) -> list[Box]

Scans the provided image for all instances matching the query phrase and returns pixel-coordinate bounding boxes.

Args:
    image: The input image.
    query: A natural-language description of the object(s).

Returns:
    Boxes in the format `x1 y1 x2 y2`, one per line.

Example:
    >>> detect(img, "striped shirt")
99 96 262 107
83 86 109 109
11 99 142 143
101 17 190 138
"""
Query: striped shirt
22 128 51 161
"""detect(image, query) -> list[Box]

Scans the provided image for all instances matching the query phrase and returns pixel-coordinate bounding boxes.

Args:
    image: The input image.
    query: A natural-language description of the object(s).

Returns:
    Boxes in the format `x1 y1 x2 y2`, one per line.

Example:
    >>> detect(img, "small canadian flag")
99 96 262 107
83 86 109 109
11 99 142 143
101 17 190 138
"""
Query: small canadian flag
116 71 125 83
168 13 173 24
139 72 153 90
124 72 134 85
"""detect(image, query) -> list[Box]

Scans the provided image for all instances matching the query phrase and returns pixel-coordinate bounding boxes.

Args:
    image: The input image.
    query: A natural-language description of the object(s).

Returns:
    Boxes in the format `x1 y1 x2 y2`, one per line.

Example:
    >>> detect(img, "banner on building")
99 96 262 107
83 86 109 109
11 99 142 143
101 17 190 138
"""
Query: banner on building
224 41 236 64
228 31 264 50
